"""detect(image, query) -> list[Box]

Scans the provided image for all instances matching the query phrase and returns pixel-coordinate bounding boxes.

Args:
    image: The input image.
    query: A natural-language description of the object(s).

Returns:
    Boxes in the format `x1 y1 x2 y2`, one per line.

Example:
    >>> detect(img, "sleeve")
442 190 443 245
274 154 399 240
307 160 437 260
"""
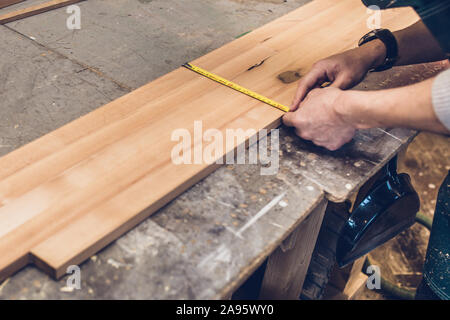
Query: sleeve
432 68 450 130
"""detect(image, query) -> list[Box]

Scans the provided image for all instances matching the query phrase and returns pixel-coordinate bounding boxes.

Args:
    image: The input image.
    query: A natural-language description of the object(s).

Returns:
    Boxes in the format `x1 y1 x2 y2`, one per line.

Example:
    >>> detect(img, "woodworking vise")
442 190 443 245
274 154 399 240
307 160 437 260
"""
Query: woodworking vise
362 0 450 58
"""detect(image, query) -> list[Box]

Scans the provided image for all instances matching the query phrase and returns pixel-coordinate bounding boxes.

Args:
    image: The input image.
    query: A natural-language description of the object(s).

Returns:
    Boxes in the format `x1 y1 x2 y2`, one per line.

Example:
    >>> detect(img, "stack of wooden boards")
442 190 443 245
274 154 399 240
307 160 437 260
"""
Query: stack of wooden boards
0 0 84 24
0 0 24 9
0 0 418 281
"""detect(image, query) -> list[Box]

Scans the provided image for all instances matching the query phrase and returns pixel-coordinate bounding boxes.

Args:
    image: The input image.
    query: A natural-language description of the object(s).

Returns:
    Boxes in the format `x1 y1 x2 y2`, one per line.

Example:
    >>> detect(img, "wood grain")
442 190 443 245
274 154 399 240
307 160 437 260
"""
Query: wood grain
0 0 418 281
0 0 84 24
260 199 328 299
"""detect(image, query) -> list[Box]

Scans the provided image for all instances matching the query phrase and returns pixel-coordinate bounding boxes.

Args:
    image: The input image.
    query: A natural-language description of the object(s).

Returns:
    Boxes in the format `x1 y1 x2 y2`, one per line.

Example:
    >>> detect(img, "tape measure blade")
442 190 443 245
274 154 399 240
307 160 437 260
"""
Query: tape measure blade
183 63 290 113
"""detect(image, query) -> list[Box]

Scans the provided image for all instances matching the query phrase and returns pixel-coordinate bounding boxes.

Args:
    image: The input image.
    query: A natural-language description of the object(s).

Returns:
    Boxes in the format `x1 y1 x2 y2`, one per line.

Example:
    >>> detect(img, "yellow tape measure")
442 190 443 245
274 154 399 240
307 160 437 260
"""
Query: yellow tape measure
182 63 290 113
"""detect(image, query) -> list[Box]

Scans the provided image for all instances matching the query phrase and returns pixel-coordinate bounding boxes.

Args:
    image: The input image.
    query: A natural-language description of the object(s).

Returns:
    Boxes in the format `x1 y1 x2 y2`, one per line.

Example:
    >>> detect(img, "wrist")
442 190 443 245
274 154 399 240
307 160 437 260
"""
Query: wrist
359 39 387 70
335 90 379 129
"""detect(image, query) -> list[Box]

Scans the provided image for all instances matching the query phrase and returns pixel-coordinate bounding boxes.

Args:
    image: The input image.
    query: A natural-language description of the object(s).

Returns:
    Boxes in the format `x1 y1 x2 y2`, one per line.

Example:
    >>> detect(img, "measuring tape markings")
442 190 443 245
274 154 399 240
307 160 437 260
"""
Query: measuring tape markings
182 63 290 113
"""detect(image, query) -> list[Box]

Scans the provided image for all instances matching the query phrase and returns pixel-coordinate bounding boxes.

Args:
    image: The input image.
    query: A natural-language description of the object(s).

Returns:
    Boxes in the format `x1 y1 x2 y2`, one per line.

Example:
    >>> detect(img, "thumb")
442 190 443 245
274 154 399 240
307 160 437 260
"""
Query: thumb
290 68 325 111
290 87 305 112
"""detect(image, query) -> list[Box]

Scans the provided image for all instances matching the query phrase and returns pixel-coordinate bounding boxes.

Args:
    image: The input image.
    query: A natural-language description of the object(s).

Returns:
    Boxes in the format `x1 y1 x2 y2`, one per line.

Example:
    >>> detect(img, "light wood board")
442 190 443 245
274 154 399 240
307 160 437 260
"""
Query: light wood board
0 0 25 10
0 0 84 24
0 0 418 281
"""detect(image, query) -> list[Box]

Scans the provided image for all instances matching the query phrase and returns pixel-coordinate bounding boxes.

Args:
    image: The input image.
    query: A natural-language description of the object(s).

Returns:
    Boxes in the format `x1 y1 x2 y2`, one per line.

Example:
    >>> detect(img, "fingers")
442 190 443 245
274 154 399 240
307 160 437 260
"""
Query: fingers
290 87 305 112
329 78 343 88
314 132 354 151
290 67 326 111
329 75 349 89
283 111 310 140
282 110 297 128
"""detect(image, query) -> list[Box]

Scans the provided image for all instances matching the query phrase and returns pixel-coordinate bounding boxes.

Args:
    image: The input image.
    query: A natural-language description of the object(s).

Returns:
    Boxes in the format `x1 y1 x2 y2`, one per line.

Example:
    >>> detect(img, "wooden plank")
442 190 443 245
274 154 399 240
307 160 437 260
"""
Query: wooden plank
0 0 419 282
0 0 25 10
324 256 368 299
343 257 368 299
0 0 84 24
259 199 328 299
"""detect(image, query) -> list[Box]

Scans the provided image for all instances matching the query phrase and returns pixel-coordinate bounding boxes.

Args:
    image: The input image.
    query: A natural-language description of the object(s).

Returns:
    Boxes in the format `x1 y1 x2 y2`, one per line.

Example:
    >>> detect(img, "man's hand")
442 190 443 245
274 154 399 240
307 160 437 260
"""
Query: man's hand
285 40 386 151
284 21 449 152
283 87 356 151
290 40 386 111
284 77 449 151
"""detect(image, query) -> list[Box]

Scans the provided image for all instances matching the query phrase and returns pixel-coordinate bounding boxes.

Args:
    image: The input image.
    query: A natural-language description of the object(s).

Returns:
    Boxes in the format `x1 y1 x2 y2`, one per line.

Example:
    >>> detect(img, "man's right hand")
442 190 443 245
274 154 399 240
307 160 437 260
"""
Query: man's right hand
290 40 386 111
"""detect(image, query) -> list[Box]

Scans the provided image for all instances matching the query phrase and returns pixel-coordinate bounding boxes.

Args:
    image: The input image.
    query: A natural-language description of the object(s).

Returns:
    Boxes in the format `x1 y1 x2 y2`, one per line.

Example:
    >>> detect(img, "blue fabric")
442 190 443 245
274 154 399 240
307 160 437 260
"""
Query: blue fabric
423 172 450 300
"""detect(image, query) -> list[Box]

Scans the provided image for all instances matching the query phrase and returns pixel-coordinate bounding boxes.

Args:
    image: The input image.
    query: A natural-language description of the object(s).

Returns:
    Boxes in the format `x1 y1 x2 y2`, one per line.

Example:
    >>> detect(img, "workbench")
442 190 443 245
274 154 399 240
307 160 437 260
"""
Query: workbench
0 0 445 299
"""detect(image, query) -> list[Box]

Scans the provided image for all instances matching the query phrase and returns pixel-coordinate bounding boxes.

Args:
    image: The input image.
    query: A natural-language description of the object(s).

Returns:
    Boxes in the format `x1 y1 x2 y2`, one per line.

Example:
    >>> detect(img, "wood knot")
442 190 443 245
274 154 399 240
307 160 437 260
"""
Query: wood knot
278 70 302 84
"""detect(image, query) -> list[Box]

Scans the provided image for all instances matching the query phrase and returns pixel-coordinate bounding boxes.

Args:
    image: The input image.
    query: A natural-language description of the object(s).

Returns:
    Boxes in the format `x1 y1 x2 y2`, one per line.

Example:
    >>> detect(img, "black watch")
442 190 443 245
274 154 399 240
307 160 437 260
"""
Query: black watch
358 28 398 72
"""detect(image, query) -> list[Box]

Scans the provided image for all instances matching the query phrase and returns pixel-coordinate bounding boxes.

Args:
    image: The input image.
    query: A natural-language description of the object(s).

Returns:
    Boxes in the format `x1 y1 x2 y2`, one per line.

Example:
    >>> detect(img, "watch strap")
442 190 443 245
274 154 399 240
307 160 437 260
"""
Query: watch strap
359 28 398 72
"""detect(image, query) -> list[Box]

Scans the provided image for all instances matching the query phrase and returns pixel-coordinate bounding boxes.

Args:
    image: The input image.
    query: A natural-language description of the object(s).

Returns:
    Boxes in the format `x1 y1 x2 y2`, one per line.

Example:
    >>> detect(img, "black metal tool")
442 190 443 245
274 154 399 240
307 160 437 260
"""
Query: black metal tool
336 156 420 267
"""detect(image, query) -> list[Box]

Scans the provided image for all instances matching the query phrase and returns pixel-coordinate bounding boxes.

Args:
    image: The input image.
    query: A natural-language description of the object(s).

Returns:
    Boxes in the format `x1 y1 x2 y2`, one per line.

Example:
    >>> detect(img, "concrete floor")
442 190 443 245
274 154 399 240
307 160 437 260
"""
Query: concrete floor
0 0 448 299
0 0 310 156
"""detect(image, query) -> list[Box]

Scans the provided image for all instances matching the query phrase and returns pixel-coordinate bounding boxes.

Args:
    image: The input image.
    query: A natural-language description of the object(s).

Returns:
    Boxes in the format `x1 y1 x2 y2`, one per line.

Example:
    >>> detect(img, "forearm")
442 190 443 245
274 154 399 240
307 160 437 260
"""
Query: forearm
359 21 446 70
337 77 450 134
393 21 446 65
